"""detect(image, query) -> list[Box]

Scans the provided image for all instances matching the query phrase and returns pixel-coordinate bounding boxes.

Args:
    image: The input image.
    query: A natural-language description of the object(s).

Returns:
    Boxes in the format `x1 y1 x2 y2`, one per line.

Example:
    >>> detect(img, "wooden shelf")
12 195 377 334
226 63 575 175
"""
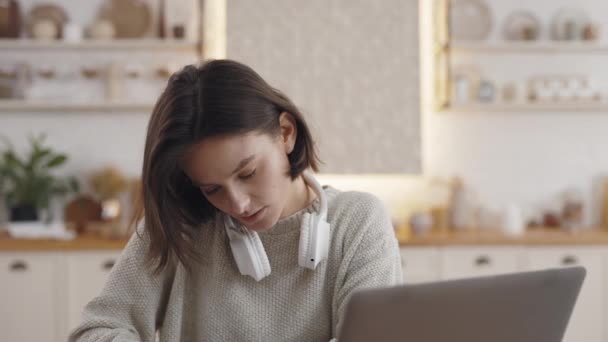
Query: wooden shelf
451 41 608 54
444 102 608 113
0 100 155 112
0 38 198 51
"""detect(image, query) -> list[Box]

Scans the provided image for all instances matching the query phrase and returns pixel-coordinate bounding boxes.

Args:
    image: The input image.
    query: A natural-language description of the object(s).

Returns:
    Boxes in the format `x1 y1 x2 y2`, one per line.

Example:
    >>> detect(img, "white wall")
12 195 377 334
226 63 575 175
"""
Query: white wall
421 0 608 226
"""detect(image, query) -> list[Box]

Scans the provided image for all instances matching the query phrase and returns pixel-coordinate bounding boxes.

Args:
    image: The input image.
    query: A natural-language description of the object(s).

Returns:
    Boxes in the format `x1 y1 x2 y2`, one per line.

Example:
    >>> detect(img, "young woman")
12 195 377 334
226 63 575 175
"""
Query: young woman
69 59 402 341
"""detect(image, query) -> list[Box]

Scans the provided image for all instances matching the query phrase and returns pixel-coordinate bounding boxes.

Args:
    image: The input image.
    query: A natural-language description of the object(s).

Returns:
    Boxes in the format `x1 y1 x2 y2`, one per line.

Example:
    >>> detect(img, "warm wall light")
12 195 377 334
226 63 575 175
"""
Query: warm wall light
316 173 443 225
202 0 226 59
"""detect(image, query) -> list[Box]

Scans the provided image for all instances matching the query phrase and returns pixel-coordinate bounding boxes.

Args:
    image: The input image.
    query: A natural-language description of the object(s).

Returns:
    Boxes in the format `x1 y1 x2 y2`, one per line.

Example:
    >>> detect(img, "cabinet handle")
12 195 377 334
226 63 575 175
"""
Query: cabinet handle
400 256 406 268
562 255 578 266
475 255 491 267
9 260 28 272
102 260 116 271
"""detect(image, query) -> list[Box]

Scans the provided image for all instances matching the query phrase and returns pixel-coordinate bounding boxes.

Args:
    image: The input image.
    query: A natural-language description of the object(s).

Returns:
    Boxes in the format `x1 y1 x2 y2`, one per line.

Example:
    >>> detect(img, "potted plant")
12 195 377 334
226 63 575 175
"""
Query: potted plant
0 134 79 222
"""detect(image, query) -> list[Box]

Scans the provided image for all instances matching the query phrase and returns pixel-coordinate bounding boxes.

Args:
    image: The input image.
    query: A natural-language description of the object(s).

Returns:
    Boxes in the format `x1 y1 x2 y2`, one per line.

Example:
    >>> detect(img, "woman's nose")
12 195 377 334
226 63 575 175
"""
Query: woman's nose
226 187 250 215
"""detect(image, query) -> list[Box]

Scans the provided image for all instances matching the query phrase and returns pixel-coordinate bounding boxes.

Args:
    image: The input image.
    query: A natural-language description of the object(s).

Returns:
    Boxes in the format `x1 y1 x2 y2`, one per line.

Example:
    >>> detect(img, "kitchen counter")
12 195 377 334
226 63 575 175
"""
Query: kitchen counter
3 227 608 251
397 227 608 246
0 230 129 251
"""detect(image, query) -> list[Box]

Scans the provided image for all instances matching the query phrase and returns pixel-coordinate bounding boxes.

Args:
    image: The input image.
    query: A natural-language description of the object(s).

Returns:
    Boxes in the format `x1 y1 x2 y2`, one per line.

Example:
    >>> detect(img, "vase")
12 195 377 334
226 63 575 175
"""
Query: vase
10 204 38 221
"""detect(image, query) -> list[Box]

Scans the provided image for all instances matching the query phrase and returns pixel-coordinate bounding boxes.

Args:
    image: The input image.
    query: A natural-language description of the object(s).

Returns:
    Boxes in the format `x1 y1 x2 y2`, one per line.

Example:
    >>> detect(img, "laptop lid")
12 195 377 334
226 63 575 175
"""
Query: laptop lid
340 267 585 342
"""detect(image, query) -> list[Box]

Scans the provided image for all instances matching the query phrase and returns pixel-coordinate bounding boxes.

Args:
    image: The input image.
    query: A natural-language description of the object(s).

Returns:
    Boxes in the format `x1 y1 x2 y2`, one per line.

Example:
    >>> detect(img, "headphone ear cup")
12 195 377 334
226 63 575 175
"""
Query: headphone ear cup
227 228 271 281
298 212 313 268
249 231 271 277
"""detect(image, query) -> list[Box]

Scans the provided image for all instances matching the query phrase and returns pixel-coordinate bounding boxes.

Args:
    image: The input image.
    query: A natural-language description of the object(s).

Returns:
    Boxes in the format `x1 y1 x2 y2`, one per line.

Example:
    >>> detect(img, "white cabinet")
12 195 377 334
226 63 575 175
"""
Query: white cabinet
0 252 64 342
65 251 122 340
440 247 523 280
0 250 121 342
399 245 607 342
523 247 604 342
400 247 441 284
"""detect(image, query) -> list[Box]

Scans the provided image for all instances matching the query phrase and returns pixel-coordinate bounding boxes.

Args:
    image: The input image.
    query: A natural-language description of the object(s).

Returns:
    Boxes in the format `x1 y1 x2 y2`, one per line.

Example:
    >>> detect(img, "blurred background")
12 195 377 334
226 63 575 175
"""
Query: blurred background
2 0 608 341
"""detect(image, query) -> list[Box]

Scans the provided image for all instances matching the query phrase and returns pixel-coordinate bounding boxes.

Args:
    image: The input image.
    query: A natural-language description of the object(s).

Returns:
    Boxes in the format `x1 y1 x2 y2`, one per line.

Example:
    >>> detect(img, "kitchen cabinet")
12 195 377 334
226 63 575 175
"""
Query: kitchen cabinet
0 250 120 342
399 245 607 342
400 247 441 284
65 251 122 340
0 252 64 342
440 247 523 280
523 247 604 342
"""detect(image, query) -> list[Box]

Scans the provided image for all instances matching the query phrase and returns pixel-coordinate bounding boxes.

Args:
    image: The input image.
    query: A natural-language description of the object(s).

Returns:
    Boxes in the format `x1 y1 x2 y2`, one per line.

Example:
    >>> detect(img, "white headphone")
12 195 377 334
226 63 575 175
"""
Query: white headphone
223 171 330 281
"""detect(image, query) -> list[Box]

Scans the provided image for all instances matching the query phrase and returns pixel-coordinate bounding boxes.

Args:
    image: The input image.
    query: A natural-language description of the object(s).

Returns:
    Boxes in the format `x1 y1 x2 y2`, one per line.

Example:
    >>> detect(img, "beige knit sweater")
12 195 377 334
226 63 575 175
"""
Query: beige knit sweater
69 187 403 341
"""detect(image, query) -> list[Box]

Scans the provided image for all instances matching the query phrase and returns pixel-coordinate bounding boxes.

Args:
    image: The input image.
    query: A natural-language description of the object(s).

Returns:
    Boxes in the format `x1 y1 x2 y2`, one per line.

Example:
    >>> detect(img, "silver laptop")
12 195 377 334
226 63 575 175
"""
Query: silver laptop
340 267 585 342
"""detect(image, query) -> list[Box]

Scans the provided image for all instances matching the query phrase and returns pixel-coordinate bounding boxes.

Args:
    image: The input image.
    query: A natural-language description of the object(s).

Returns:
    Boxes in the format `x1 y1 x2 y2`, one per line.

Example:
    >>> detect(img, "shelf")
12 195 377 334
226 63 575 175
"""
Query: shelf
451 41 608 54
0 39 199 51
0 100 155 112
444 102 608 113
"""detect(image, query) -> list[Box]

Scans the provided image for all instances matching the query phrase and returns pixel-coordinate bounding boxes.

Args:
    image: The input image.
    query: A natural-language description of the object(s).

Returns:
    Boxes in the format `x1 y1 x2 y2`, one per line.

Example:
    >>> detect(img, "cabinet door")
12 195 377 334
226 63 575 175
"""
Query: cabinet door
66 251 122 333
524 247 604 342
440 247 523 280
0 252 62 342
400 247 441 284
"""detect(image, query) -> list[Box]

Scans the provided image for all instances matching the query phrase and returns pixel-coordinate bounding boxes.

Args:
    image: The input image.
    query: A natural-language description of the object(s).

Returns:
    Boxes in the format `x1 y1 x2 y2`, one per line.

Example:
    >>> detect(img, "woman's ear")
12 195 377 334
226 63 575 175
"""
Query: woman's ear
279 112 297 154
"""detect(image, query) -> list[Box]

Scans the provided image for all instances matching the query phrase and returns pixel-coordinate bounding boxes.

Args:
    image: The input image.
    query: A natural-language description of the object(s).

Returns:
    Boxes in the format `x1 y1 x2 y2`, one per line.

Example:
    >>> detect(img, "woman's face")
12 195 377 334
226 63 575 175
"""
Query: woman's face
182 114 297 231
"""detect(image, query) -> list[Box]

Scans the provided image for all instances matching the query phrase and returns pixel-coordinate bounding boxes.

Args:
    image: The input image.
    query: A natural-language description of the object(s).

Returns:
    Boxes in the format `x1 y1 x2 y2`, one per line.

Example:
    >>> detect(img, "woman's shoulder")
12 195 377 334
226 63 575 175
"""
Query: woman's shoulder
325 187 387 218
324 187 395 252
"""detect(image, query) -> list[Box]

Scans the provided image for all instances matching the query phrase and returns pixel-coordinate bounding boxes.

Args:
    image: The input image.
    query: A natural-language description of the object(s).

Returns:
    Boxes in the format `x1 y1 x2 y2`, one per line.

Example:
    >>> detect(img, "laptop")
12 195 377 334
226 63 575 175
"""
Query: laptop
340 267 585 342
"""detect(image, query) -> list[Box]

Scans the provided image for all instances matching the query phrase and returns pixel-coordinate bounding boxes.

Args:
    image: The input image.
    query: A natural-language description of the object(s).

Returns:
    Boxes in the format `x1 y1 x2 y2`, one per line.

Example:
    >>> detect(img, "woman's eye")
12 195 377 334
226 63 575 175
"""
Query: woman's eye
239 169 256 180
203 187 220 196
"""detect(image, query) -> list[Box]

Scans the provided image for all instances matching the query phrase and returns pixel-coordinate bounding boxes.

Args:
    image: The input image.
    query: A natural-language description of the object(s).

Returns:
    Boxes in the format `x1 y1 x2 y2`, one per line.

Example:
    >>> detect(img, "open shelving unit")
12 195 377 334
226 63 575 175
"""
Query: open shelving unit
450 41 608 54
446 102 608 113
0 99 155 112
0 38 199 51
0 38 200 112
433 0 608 113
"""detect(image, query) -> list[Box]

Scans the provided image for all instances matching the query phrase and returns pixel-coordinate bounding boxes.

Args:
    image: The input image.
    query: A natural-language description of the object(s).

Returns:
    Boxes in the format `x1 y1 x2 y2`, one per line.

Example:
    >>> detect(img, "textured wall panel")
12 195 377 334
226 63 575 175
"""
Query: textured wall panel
227 0 420 173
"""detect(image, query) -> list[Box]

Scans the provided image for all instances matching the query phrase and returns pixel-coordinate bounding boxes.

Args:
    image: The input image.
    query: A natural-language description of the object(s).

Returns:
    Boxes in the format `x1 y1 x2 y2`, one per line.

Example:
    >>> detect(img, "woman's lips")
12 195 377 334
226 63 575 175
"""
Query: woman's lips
240 206 266 224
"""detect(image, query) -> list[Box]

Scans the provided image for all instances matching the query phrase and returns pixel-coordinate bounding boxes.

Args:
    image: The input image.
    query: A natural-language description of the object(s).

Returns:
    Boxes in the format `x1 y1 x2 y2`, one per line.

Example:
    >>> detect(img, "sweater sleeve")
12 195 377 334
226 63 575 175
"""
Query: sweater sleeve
331 192 403 339
68 226 177 342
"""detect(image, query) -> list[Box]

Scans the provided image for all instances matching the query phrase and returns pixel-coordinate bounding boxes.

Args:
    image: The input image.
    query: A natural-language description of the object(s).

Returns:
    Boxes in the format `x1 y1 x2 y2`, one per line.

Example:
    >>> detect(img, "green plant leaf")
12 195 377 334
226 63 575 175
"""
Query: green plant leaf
45 155 67 168
4 151 25 170
27 148 51 171
68 177 80 194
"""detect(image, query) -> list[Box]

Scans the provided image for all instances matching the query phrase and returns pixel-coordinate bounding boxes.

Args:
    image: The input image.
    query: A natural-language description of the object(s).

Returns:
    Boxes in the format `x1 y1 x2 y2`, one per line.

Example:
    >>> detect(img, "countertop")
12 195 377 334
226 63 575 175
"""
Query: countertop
3 227 608 251
0 230 129 251
396 227 608 246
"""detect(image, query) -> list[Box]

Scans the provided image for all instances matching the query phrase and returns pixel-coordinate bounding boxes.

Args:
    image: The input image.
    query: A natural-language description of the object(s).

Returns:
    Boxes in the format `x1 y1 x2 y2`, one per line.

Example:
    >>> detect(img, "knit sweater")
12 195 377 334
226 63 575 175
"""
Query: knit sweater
69 187 403 341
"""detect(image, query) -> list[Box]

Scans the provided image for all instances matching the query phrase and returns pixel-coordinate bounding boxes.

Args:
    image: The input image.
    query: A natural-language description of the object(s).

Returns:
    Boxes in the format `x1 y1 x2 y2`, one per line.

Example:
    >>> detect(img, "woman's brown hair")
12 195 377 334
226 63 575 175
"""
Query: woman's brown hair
133 59 320 274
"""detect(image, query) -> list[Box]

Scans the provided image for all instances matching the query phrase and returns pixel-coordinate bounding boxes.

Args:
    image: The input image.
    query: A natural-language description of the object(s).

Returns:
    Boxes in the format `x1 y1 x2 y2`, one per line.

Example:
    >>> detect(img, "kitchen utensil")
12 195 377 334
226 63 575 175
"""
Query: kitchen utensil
451 65 482 104
503 10 540 41
0 0 21 38
63 22 83 42
87 19 115 40
551 7 590 40
31 18 57 40
583 23 599 41
477 79 495 103
501 204 525 236
26 3 68 39
409 212 433 236
163 0 200 41
501 82 517 102
98 0 152 38
449 0 492 41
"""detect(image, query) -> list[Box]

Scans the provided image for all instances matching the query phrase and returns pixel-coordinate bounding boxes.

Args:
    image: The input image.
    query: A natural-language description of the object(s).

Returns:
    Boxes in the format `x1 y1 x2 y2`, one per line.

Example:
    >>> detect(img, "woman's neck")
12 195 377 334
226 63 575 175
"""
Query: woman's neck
280 174 317 219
